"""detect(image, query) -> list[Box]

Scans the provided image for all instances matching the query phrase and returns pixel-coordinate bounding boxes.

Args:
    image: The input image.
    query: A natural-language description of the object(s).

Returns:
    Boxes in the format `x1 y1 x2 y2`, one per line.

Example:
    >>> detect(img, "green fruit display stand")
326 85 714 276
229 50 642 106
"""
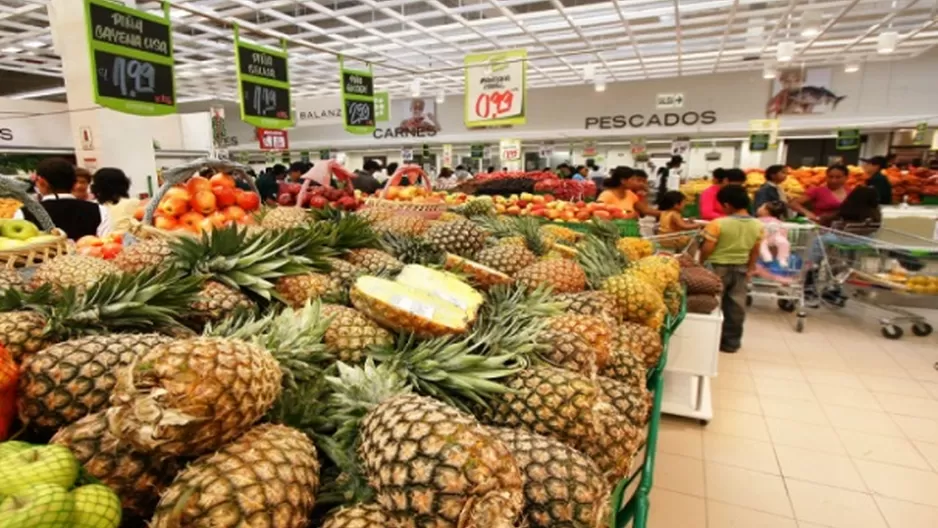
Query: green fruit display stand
0 176 69 269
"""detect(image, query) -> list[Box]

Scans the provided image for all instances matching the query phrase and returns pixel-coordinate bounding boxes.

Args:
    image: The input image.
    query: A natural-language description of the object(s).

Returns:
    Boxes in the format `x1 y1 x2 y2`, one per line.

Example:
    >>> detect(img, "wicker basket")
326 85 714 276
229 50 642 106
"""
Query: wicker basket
136 158 259 239
363 165 448 220
0 176 70 268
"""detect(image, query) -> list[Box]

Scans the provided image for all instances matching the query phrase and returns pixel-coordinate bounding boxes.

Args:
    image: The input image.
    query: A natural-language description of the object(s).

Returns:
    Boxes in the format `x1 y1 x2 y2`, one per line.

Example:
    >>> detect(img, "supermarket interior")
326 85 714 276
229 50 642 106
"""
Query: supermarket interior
2 1 938 527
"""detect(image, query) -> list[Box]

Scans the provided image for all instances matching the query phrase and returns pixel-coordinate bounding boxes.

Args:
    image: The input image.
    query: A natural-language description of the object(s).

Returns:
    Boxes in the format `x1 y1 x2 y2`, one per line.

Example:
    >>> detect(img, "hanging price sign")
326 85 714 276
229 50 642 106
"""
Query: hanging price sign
256 129 289 151
84 0 176 116
340 58 376 135
235 27 293 129
500 139 522 161
464 49 527 128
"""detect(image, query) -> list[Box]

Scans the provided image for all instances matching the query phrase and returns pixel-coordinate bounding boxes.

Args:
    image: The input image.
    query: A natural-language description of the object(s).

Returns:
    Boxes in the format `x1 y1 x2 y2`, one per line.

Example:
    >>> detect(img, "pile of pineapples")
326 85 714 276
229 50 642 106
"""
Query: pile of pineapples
0 203 682 528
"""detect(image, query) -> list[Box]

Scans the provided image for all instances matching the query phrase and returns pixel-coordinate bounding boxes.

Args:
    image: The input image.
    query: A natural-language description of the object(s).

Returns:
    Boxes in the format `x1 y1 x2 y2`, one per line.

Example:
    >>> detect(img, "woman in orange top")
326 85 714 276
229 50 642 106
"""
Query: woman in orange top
597 166 659 219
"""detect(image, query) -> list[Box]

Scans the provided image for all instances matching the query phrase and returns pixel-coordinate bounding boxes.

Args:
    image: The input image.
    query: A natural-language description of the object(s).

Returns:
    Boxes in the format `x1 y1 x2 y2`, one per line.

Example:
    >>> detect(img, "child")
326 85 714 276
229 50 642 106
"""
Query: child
699 185 764 353
657 191 699 249
757 201 791 268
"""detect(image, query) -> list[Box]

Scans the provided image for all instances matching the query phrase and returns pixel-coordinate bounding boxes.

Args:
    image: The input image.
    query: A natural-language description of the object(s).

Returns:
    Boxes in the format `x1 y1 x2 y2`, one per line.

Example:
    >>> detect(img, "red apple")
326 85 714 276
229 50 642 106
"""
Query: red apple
159 197 189 217
277 193 296 206
179 211 206 233
154 215 179 231
76 235 103 248
592 210 612 220
223 206 247 222
186 176 212 195
190 190 218 215
164 187 192 202
213 186 237 208
101 242 122 260
210 173 236 189
236 191 260 212
309 196 328 209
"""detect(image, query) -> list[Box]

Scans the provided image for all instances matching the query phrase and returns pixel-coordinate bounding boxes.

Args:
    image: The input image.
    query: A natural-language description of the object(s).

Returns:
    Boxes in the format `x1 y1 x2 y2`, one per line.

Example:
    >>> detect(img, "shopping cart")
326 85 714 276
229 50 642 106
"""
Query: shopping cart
813 224 938 340
746 222 819 332
645 229 701 255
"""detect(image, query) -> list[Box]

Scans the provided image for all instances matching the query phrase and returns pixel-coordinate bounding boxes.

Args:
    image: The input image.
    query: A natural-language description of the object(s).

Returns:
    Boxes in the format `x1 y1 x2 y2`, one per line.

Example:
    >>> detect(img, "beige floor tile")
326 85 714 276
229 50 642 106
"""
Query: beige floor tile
786 480 887 528
653 452 706 497
755 376 817 402
707 501 798 528
748 360 806 381
797 523 834 528
874 392 938 420
706 408 771 442
861 375 929 399
774 445 867 491
875 496 938 528
712 369 758 393
837 429 931 470
765 417 846 455
712 387 763 415
912 440 938 471
705 462 793 517
719 356 751 373
703 432 779 475
811 384 882 411
658 418 704 459
921 381 938 400
854 459 938 508
803 369 865 389
794 350 851 371
759 396 829 425
892 415 938 442
822 404 903 437
648 489 707 528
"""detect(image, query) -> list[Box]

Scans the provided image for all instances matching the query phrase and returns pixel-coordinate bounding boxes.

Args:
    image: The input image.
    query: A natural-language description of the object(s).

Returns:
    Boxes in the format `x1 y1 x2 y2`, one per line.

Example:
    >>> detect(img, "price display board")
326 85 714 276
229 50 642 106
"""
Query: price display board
84 0 176 116
340 58 376 135
749 133 771 152
470 144 485 159
464 49 526 128
835 129 861 150
256 128 289 151
500 139 521 162
235 27 293 129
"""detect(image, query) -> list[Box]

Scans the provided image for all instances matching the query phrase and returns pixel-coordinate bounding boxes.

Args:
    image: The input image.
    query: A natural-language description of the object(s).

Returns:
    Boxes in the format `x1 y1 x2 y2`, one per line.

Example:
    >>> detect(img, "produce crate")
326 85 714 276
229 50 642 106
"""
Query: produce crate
544 219 641 238
682 202 700 219
922 195 938 205
609 296 686 528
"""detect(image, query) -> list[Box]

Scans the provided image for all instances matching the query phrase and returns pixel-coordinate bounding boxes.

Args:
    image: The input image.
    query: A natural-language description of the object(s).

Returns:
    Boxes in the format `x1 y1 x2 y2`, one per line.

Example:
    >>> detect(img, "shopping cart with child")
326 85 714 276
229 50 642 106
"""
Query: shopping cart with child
746 221 820 332
812 223 938 339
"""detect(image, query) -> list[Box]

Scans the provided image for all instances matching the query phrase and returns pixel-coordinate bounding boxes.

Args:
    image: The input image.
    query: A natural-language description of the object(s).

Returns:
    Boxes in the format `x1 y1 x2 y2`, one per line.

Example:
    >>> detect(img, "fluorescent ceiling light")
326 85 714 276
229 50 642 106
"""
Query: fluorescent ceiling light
435 88 445 104
9 87 66 100
776 40 796 62
22 41 45 48
844 62 860 73
1 47 21 53
594 74 606 92
411 78 421 98
763 65 776 79
878 31 898 54
583 63 596 81
801 10 822 37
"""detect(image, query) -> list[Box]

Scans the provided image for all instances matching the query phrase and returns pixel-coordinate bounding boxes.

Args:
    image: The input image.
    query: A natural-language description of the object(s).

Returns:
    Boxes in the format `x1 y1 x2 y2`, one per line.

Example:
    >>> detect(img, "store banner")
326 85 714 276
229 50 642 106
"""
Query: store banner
464 49 527 128
835 129 861 150
401 148 414 161
749 133 770 152
538 144 553 158
84 0 176 116
235 27 293 129
749 119 779 148
670 138 691 157
339 58 376 135
257 128 288 151
499 139 522 162
296 93 389 128
914 122 928 145
442 144 454 168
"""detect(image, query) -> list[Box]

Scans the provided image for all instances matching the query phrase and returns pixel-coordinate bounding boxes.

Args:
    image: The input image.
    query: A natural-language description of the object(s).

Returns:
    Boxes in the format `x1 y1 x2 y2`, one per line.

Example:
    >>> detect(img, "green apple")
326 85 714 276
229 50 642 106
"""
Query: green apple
0 441 33 463
70 485 121 528
0 483 73 528
0 445 79 496
0 220 39 241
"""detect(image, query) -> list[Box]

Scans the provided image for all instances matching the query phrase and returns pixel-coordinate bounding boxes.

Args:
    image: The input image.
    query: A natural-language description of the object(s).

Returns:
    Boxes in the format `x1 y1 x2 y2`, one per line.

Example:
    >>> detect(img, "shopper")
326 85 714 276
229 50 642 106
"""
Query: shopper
788 164 849 221
72 168 92 201
860 155 893 205
598 167 659 219
17 158 110 240
656 155 683 196
353 160 383 194
699 185 764 353
572 165 589 181
435 167 457 191
382 162 399 184
91 167 140 231
756 201 791 268
753 164 789 213
256 164 285 205
699 168 747 220
454 165 472 182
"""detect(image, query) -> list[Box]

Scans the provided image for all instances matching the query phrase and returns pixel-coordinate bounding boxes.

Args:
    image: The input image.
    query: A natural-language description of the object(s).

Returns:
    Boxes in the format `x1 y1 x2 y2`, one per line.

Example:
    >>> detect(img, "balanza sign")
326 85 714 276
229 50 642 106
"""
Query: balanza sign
585 111 717 129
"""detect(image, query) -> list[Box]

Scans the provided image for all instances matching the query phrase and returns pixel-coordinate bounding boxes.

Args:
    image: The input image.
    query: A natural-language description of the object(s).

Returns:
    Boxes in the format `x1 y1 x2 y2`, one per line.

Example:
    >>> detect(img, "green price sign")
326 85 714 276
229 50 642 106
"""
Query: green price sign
84 0 176 116
339 57 376 135
914 122 928 145
470 144 485 159
235 27 293 129
836 129 861 150
281 152 291 164
319 149 331 160
749 133 771 152
300 151 310 163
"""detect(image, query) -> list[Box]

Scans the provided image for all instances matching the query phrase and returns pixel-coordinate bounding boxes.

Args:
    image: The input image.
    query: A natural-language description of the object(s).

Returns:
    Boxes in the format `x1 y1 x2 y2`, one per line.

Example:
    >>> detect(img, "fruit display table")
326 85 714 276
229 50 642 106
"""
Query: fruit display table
660 308 721 424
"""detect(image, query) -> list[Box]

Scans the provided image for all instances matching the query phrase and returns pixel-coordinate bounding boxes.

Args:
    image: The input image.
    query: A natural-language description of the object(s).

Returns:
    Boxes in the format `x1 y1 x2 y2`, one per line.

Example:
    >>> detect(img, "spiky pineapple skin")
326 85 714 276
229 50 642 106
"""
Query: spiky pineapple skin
360 394 525 527
151 424 319 528
344 248 403 274
556 291 624 325
0 268 24 291
600 347 648 388
596 375 653 428
475 244 537 277
322 503 392 528
614 322 663 368
321 304 392 363
630 255 681 294
489 426 610 528
540 315 612 375
616 238 653 261
51 411 181 518
29 255 118 291
260 207 310 230
602 272 665 327
373 215 430 236
0 311 50 360
190 280 254 323
107 337 282 457
425 219 488 258
18 333 173 432
275 272 330 308
663 282 683 317
113 238 172 273
515 259 587 294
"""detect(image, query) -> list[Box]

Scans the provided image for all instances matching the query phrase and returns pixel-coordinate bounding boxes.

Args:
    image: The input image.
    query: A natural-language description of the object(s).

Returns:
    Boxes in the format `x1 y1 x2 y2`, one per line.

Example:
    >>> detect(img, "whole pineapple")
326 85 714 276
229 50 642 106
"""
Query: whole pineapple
150 424 319 528
113 238 172 273
515 259 587 294
596 375 653 428
0 268 24 292
190 280 255 323
663 282 683 317
614 322 663 368
260 207 311 229
51 411 181 518
325 257 364 299
18 333 173 432
425 219 488 258
344 248 403 274
475 243 537 277
556 290 624 325
630 255 681 294
489 426 610 528
322 504 392 528
540 224 581 244
540 315 612 375
599 347 648 388
616 237 653 261
482 365 639 482
275 272 331 308
372 215 430 236
29 255 118 291
379 233 446 266
454 196 496 218
602 272 665 327
107 337 282 457
0 311 51 360
321 304 392 363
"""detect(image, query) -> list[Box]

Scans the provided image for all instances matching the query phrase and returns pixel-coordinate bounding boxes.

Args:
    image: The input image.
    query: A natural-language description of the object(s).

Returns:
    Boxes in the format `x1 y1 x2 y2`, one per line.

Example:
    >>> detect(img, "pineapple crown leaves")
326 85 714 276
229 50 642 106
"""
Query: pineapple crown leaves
42 268 202 337
328 215 380 252
378 232 446 266
313 435 376 508
472 284 565 360
576 234 630 289
367 333 522 413
475 216 549 255
325 359 412 447
0 283 56 312
586 218 623 245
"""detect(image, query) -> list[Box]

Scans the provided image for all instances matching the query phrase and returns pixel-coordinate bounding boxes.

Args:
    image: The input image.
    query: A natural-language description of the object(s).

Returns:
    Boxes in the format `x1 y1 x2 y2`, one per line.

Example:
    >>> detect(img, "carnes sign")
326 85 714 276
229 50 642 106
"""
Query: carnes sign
585 111 717 129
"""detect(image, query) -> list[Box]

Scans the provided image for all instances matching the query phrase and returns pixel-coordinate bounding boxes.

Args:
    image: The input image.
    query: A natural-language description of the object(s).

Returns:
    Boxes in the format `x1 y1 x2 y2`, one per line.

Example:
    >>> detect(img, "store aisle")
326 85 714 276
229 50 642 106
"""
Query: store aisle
651 304 938 528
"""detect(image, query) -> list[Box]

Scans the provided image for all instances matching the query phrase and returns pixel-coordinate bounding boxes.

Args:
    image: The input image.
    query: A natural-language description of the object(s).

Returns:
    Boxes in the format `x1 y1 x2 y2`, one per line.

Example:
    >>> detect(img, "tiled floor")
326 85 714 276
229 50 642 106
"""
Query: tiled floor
650 301 938 528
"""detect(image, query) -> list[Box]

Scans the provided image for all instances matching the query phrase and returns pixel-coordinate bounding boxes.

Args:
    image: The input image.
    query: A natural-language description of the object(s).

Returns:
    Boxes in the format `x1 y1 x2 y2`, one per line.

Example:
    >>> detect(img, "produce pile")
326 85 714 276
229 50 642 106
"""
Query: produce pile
460 170 597 200
494 192 631 221
678 259 723 314
135 172 262 233
0 201 683 527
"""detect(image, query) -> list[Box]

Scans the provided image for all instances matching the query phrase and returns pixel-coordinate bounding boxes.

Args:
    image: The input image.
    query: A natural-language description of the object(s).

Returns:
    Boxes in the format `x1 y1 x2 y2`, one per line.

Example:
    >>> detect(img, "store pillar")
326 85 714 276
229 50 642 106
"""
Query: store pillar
48 0 157 196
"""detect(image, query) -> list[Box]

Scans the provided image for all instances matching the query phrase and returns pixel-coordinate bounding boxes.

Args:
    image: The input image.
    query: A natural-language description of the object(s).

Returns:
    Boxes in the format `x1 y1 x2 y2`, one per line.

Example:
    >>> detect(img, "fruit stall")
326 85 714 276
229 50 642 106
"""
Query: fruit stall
0 159 701 528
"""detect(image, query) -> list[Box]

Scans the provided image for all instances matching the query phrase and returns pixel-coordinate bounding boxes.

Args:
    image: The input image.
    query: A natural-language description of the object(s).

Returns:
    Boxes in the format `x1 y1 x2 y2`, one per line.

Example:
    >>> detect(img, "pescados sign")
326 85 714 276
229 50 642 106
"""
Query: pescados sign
585 111 717 129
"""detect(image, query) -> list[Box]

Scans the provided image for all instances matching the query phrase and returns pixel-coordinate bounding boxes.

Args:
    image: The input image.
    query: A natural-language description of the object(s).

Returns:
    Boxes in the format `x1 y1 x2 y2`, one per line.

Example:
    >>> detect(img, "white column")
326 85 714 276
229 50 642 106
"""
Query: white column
49 0 157 197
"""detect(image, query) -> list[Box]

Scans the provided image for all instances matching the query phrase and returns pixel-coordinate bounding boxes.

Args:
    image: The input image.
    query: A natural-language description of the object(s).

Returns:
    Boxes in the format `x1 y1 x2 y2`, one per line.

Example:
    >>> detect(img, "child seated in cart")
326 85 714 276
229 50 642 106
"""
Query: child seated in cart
753 201 800 284
656 191 700 250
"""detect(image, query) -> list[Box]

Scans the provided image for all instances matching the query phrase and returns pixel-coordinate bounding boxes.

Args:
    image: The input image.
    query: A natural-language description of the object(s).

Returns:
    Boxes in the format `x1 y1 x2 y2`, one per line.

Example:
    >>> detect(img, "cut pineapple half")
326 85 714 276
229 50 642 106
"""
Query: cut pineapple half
350 276 469 337
395 264 483 320
444 254 512 290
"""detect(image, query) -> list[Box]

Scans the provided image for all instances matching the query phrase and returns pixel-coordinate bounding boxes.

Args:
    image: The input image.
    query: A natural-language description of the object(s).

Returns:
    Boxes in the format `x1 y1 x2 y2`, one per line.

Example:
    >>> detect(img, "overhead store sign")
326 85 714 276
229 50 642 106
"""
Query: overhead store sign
257 128 288 151
749 119 779 149
339 58 376 135
84 0 176 116
500 139 521 161
235 27 293 129
585 111 716 129
749 133 771 152
835 128 861 150
295 92 388 128
464 49 527 128
656 93 685 109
